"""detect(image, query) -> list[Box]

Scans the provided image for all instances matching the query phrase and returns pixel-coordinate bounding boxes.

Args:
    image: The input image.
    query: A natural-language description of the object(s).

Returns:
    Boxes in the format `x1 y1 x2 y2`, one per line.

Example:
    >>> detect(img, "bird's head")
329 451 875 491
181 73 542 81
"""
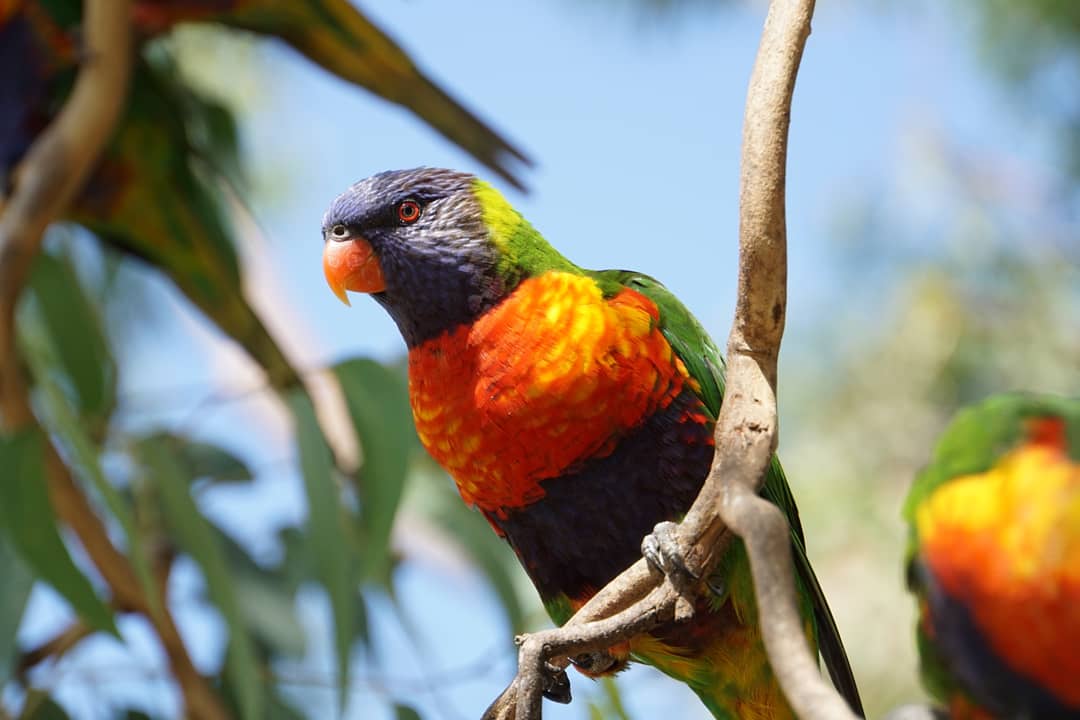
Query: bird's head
322 167 569 346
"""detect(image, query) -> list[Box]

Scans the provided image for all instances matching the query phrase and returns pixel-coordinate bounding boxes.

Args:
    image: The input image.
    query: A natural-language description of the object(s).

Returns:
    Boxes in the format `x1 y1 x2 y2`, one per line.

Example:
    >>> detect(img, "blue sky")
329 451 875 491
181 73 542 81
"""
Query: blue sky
12 1 1056 718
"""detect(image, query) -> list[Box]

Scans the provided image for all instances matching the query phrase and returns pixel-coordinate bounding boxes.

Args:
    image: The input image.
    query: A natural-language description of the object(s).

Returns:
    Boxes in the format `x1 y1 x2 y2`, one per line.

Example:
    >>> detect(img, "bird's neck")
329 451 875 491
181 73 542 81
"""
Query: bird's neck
380 200 579 348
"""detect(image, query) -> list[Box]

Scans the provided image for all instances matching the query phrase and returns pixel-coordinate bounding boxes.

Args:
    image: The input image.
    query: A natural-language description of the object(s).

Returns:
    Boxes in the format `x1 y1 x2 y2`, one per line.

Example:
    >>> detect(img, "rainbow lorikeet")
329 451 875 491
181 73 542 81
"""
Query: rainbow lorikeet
904 394 1080 719
321 168 862 718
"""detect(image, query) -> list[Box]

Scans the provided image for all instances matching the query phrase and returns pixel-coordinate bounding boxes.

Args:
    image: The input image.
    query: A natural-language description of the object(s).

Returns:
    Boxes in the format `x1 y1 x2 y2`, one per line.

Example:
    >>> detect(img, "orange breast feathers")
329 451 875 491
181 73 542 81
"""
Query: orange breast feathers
408 271 691 515
917 428 1080 707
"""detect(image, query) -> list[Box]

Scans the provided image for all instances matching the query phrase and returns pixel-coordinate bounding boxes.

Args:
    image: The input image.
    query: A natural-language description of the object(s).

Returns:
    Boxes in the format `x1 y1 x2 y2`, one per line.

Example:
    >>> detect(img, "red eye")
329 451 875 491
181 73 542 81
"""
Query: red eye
397 200 421 224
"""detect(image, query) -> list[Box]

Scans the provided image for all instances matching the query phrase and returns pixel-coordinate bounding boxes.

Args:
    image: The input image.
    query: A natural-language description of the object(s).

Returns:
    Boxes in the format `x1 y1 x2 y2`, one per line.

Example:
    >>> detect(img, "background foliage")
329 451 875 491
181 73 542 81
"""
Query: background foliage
1 1 1077 719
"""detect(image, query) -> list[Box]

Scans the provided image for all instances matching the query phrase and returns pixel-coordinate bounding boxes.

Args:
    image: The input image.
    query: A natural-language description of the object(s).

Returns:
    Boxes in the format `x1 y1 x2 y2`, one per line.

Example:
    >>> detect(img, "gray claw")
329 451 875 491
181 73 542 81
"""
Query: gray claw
642 520 699 622
642 521 696 580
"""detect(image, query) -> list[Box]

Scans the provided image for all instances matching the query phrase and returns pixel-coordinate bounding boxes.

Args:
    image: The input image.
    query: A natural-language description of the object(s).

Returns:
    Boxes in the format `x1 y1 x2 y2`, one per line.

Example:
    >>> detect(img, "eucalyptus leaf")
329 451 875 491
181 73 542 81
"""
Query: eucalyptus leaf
26 251 116 432
28 369 162 621
141 432 252 485
207 526 305 657
138 438 261 720
0 533 34 680
0 429 116 635
287 390 355 709
394 704 423 720
233 572 305 658
19 691 70 720
412 467 527 635
333 358 413 585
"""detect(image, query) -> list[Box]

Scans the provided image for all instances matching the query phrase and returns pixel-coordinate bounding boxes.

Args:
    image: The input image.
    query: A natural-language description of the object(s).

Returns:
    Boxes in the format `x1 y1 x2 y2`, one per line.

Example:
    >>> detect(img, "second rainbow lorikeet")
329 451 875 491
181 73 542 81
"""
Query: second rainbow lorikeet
321 168 863 718
904 394 1080 719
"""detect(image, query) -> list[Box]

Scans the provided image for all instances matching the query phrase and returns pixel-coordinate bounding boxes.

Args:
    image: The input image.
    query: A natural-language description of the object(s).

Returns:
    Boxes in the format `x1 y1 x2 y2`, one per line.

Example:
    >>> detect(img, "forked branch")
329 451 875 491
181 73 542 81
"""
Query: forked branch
483 1 859 719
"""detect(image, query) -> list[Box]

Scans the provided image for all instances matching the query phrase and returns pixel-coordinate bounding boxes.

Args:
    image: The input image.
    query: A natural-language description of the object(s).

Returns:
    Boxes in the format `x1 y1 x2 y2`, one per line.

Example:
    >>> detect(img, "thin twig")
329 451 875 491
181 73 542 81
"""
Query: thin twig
483 1 857 719
0 3 230 719
17 619 95 679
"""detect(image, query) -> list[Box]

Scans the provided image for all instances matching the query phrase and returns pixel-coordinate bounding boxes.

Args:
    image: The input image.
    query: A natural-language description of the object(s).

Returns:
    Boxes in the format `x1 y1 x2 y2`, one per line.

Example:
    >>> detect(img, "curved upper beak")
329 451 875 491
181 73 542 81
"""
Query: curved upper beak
322 236 386 306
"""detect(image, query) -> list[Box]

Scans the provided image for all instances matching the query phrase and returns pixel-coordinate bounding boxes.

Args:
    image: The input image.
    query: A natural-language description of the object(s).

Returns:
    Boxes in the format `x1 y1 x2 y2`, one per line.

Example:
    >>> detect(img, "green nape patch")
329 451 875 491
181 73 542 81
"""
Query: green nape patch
472 180 578 281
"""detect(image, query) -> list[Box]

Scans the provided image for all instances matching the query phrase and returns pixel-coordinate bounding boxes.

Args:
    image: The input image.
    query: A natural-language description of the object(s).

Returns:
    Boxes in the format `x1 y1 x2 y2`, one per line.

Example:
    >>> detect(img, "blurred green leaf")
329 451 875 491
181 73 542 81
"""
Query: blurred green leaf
276 525 309 593
0 533 34 680
599 677 632 720
233 574 305 657
27 251 116 433
19 691 70 720
334 358 413 585
288 389 355 708
70 57 306 394
141 431 253 485
134 0 531 189
394 704 423 720
0 429 116 636
139 437 262 720
412 465 527 634
355 590 369 649
22 325 161 621
211 524 305 657
218 648 308 720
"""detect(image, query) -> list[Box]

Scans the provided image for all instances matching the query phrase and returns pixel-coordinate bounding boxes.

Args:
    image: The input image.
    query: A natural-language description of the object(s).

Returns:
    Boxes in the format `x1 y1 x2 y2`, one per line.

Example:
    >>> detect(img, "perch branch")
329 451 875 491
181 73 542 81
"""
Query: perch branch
0 3 229 719
484 1 858 719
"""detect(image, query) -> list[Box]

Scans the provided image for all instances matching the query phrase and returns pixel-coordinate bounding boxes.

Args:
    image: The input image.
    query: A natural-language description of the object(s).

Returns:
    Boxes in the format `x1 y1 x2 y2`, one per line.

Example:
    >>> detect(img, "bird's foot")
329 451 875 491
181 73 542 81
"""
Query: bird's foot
541 662 572 704
642 521 699 622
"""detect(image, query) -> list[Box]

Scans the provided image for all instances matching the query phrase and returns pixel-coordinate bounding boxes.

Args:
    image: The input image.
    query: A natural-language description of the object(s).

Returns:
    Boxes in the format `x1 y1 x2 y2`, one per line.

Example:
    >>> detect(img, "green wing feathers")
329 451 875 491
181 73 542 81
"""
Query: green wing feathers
595 269 864 717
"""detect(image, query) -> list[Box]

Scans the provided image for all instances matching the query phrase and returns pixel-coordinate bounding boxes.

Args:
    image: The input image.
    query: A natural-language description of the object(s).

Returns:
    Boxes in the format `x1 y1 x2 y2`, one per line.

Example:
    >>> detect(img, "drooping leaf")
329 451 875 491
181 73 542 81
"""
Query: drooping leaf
21 321 161 621
131 0 532 189
277 525 309 593
598 677 633 720
232 574 305 658
26 250 116 434
69 57 305 394
140 431 253 485
0 533 34 681
287 389 355 709
333 358 413 585
18 691 70 720
217 646 308 720
394 704 423 720
354 590 369 649
411 465 527 635
0 429 116 636
138 437 262 720
212 526 305 657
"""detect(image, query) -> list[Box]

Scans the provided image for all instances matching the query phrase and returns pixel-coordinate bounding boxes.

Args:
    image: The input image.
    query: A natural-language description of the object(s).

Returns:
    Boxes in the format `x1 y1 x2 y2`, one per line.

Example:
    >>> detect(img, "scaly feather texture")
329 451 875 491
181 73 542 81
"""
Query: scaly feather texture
321 168 863 718
906 394 1080 718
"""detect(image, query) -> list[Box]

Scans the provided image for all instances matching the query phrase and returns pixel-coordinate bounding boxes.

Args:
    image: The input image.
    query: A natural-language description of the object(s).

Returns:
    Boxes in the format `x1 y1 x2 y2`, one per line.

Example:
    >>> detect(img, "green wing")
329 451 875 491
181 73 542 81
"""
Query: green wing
591 269 864 717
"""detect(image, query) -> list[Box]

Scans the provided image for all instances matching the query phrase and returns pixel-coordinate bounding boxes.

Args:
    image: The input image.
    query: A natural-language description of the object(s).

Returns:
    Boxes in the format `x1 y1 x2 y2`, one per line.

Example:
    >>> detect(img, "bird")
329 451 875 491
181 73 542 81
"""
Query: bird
321 167 863 719
3 0 529 393
904 394 1080 719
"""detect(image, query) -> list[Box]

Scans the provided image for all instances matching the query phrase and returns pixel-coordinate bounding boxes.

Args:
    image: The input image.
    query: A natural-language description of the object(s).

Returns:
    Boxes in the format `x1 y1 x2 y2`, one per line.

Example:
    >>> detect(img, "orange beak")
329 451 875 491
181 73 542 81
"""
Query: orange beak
322 236 386 306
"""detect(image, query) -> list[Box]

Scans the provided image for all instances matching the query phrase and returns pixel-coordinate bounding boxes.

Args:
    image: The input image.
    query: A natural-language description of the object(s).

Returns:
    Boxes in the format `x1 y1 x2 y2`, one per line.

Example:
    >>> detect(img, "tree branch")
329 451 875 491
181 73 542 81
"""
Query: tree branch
483 1 858 719
0 3 229 719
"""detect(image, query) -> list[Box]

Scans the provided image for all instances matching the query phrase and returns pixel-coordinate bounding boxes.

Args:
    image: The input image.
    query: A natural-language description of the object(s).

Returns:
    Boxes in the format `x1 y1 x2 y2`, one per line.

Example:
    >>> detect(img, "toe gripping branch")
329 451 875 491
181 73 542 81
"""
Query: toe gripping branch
642 520 710 623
